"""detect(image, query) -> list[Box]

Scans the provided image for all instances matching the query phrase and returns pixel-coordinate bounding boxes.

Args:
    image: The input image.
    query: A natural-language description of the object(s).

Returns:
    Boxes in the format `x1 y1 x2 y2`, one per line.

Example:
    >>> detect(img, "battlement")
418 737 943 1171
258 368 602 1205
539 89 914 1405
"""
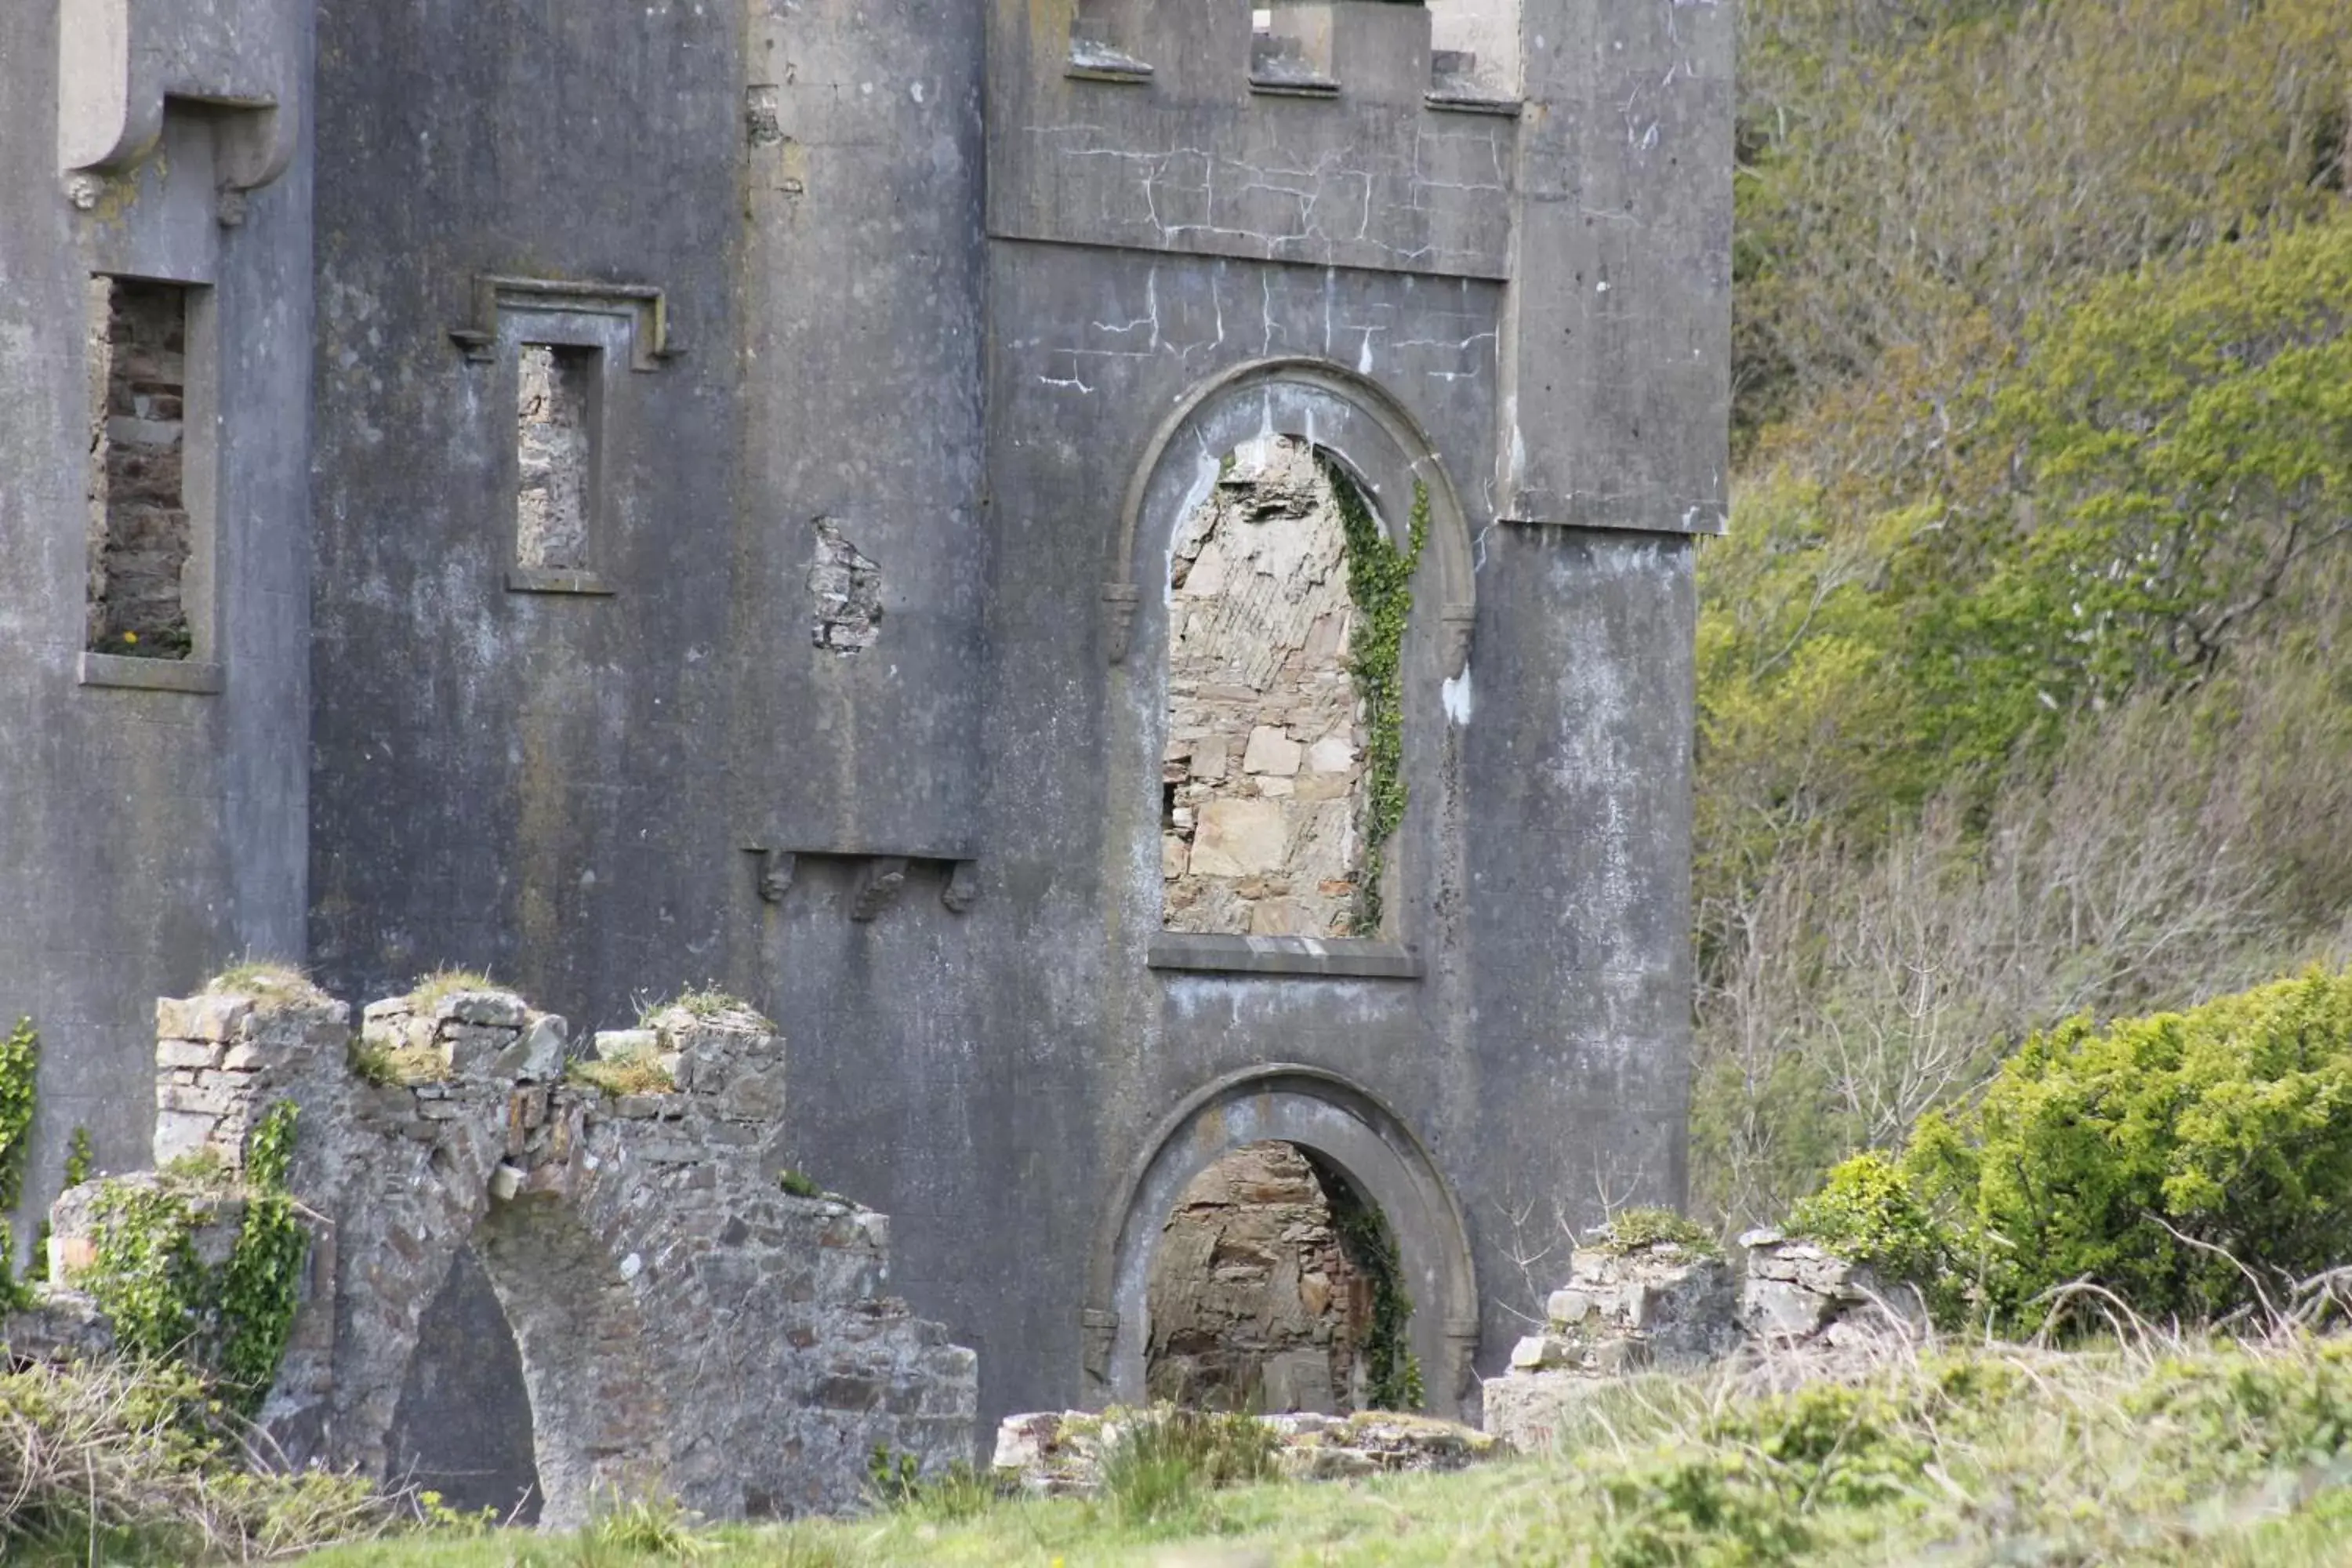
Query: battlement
995 0 1519 278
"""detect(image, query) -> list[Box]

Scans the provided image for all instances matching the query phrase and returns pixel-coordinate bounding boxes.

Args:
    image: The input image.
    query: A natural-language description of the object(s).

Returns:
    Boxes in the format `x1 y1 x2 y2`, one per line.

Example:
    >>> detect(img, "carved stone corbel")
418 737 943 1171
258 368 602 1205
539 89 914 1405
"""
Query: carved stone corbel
941 860 982 914
849 857 909 922
754 849 797 905
1080 1307 1120 1396
59 0 303 192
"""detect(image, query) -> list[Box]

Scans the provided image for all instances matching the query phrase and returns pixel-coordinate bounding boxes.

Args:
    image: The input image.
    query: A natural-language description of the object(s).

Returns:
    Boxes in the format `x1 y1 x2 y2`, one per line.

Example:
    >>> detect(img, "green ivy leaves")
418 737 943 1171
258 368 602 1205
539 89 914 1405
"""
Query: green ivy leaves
82 1101 306 1423
1320 460 1428 938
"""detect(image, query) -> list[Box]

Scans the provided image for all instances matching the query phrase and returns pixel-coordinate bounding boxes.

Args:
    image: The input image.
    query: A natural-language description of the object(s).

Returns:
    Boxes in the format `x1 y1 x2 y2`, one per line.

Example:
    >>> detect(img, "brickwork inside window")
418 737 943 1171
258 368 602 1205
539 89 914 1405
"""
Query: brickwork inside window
1162 437 1366 937
515 343 595 571
85 277 191 658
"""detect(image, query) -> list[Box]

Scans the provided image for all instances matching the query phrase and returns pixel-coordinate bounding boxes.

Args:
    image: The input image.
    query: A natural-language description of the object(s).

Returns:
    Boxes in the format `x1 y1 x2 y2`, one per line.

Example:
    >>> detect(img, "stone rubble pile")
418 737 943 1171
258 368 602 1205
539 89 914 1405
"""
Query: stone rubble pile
991 1406 1500 1496
1483 1227 1928 1451
1738 1228 1929 1348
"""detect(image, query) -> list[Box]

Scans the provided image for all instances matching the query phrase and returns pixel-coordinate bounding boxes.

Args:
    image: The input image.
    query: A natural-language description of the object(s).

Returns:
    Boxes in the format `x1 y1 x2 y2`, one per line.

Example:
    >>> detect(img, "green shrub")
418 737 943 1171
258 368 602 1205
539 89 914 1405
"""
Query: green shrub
75 1103 308 1422
1786 1152 1959 1317
1904 967 2352 1328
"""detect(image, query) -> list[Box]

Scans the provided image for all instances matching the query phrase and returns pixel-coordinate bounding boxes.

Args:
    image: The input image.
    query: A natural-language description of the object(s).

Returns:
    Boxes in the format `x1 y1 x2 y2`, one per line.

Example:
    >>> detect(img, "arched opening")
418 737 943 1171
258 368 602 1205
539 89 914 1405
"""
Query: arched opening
386 1196 671 1532
468 1195 671 1531
385 1244 541 1523
1163 436 1394 939
1091 1068 1479 1420
1146 1139 1421 1414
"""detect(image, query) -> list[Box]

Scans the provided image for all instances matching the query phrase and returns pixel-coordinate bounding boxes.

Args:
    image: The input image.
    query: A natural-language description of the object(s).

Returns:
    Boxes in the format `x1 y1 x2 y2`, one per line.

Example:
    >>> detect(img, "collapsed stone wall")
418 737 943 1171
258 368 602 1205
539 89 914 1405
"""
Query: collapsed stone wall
85 275 191 655
1146 1142 1367 1414
46 982 977 1525
1162 437 1367 938
1482 1232 1929 1452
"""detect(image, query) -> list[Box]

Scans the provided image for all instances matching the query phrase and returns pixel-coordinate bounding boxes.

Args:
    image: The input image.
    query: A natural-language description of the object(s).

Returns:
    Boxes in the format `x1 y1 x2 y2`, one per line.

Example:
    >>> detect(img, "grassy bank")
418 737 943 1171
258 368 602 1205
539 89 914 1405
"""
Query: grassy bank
288 1332 2352 1567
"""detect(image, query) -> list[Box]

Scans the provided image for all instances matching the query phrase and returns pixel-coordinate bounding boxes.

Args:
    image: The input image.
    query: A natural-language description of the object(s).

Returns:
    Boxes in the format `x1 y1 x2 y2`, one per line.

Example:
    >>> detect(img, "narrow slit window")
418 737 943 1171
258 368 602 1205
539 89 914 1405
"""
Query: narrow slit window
86 277 193 660
514 343 597 572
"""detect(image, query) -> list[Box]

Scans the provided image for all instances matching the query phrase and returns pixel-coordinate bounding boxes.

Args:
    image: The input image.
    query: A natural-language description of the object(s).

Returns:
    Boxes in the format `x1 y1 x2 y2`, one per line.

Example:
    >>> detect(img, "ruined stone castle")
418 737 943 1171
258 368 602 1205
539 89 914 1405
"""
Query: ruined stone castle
1 0 1728 1506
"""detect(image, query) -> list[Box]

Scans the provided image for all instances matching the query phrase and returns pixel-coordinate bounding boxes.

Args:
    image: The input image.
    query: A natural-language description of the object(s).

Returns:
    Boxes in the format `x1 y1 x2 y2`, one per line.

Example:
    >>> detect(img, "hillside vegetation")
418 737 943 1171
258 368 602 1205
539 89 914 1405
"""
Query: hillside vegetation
1693 0 2352 1228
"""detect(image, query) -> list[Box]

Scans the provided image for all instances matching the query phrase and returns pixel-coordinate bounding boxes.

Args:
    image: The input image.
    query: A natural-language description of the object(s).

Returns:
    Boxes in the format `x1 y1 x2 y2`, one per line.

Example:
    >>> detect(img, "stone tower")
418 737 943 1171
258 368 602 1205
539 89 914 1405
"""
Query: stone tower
0 0 1728 1430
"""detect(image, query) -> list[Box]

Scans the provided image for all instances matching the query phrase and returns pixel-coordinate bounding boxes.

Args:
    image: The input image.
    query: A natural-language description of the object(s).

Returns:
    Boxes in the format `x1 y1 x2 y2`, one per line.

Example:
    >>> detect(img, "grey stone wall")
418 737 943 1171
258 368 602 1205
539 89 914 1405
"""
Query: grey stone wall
55 985 978 1525
5 0 1727 1443
1163 440 1370 939
0 0 313 1276
1147 1142 1367 1413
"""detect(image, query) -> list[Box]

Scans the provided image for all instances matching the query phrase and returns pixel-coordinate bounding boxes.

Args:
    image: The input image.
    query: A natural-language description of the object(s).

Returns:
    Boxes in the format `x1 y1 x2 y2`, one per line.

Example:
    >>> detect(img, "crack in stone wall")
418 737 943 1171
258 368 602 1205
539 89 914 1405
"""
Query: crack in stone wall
1163 436 1367 937
85 276 191 656
1146 1142 1368 1414
515 343 593 571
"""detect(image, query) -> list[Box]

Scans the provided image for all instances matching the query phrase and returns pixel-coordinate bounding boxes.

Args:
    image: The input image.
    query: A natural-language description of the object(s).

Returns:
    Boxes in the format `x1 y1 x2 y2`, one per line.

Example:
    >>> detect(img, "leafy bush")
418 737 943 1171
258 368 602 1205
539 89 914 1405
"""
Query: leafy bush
1905 967 2352 1327
1785 1152 1956 1290
76 1104 308 1422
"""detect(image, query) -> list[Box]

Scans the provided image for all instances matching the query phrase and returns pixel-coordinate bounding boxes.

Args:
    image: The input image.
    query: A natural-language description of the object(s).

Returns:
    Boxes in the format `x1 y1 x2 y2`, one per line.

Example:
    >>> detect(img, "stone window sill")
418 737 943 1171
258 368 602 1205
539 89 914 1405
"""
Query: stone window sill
1425 92 1522 118
1249 74 1341 100
1147 934 1421 979
506 568 614 596
78 652 223 695
1067 47 1153 85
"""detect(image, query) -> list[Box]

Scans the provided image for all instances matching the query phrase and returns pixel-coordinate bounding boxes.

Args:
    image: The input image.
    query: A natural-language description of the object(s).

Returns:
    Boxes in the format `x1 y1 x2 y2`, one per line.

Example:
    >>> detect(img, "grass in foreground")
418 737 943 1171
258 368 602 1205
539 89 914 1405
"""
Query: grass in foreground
292 1331 2352 1567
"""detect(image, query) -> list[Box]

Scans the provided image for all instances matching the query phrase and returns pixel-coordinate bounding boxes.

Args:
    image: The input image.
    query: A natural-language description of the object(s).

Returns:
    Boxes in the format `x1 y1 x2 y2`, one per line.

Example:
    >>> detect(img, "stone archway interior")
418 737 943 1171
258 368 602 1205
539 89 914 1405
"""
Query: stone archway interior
1163 436 1370 938
1146 1140 1386 1414
384 1243 541 1523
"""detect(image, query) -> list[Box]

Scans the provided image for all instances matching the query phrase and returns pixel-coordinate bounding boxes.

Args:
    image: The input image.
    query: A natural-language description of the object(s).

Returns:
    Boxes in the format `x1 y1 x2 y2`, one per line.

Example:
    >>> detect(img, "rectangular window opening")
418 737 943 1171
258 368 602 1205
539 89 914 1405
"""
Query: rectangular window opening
514 342 598 572
85 276 194 661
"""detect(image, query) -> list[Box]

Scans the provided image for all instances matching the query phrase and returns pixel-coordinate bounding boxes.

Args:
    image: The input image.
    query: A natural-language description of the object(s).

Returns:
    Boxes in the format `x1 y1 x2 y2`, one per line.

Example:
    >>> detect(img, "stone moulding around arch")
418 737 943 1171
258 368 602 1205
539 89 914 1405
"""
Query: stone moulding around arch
1079 1062 1482 1421
1098 356 1476 675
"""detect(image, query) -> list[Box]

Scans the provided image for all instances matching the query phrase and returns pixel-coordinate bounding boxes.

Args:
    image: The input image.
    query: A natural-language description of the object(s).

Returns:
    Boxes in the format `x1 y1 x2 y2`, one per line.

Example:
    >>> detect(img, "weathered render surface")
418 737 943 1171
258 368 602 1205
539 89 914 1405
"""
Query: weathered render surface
51 987 976 1525
2 0 1730 1446
0 0 313 1269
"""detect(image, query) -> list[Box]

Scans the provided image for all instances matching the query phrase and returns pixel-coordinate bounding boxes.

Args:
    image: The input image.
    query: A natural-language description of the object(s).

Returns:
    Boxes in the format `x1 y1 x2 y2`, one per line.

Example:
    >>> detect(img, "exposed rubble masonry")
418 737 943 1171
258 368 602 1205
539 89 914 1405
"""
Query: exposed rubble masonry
1148 1141 1369 1413
809 518 884 652
1163 437 1367 938
85 276 191 657
39 983 977 1526
515 343 594 571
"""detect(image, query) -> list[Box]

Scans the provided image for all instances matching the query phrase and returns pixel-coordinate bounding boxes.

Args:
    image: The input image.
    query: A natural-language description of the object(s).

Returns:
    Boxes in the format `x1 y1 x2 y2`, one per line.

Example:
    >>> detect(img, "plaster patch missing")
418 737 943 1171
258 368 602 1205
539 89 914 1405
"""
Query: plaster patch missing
809 518 884 652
